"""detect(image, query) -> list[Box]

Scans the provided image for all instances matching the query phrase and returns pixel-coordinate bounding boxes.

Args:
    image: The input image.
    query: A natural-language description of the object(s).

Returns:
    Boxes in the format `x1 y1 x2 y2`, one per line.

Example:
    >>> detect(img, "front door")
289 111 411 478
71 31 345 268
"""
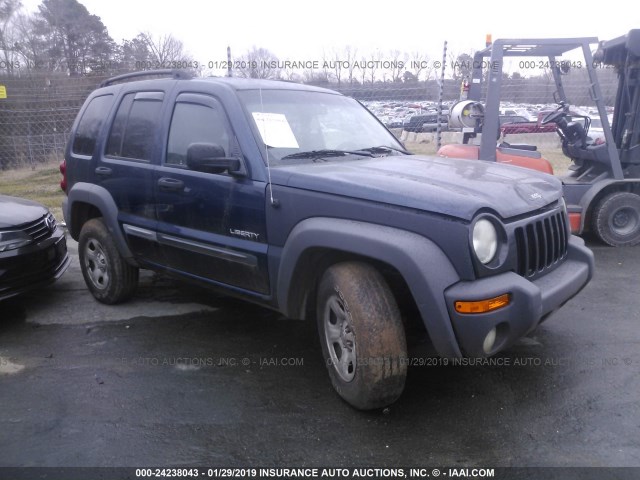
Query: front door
154 93 269 294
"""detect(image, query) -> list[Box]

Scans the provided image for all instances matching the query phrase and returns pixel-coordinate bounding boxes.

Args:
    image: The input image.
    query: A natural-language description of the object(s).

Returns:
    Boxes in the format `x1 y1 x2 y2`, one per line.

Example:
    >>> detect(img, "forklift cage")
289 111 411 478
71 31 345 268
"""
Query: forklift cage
467 37 623 180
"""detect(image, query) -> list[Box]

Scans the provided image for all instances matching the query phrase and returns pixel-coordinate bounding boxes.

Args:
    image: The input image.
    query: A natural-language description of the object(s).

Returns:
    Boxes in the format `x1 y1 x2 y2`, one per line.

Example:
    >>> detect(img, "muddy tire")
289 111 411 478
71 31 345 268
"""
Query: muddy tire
317 261 407 410
592 192 640 247
78 218 139 304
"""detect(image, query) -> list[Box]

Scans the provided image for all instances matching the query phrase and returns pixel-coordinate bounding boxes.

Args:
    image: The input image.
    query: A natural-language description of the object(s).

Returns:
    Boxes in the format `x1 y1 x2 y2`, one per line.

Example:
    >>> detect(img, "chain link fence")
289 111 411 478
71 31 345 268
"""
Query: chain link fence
0 49 622 170
0 73 106 169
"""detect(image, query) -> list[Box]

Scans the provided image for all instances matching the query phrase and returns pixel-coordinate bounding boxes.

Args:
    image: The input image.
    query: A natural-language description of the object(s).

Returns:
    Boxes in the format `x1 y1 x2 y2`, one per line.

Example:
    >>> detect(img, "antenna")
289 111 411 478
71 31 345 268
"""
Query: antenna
259 88 278 207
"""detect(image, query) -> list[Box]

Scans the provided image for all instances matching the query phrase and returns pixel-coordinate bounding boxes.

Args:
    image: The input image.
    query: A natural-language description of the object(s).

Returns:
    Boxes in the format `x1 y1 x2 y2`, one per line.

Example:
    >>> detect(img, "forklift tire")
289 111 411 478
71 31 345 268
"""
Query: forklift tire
592 191 640 247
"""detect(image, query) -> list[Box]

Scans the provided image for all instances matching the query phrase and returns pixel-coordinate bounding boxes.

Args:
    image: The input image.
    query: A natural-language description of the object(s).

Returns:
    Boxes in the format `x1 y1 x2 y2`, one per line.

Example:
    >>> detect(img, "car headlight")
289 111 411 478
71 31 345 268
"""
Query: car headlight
0 230 32 252
472 218 498 264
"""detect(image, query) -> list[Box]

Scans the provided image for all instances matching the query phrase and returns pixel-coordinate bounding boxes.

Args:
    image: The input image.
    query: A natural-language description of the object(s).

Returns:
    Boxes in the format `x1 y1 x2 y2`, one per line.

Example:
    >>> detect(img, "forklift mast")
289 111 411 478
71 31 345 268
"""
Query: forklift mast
440 31 640 246
466 37 623 179
596 30 640 164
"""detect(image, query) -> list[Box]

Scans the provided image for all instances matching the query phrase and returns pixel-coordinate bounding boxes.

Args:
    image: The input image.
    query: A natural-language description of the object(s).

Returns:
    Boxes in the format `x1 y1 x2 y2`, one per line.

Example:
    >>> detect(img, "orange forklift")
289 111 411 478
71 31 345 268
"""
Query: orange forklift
439 30 640 246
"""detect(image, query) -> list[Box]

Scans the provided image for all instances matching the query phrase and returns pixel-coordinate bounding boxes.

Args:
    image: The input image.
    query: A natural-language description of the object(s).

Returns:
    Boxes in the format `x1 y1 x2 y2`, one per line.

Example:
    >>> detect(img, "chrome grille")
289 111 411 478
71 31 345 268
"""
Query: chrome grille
22 213 56 243
515 211 568 278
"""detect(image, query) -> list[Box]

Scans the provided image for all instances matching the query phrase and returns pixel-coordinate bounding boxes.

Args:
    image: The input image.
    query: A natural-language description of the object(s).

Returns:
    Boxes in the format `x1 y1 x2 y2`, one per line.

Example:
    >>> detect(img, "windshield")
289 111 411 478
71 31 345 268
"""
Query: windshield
238 89 405 164
590 118 603 129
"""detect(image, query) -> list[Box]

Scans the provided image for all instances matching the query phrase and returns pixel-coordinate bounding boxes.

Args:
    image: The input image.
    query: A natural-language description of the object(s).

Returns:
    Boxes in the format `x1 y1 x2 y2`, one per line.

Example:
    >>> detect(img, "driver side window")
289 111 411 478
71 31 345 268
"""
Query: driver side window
166 102 230 167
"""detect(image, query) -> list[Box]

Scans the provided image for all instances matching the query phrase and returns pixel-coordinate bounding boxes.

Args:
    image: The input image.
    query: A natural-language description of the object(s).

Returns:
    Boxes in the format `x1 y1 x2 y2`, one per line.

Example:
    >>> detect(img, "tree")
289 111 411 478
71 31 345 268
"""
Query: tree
120 33 153 70
302 67 317 83
409 50 433 81
343 45 358 85
368 49 382 84
324 47 360 86
387 49 405 83
403 71 417 83
0 0 21 73
235 46 280 79
37 0 116 76
139 31 191 65
280 67 301 82
449 52 473 81
325 48 342 86
12 12 50 71
359 54 368 84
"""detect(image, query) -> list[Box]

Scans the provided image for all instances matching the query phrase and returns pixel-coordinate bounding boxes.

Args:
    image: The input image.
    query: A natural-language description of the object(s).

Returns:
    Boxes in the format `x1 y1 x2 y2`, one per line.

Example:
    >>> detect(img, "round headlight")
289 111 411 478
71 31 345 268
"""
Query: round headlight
473 218 498 264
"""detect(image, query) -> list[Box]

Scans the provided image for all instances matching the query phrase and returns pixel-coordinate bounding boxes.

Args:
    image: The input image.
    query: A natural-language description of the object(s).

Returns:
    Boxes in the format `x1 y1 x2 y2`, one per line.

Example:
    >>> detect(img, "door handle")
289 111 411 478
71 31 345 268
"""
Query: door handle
157 177 185 192
95 166 112 177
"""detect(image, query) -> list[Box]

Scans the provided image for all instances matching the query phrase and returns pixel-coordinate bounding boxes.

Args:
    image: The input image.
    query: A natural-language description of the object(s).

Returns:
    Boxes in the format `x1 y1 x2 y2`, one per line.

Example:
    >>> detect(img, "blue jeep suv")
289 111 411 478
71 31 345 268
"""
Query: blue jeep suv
62 70 594 410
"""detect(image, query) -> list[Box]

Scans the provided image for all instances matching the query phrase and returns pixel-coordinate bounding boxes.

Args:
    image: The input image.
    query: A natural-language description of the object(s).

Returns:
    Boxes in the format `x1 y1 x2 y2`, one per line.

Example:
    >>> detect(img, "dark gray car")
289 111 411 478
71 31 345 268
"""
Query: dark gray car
0 194 70 301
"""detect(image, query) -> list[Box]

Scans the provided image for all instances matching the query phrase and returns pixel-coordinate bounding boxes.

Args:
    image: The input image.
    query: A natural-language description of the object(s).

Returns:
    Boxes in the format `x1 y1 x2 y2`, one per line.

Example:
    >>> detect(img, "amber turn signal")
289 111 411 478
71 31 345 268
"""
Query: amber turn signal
455 294 510 314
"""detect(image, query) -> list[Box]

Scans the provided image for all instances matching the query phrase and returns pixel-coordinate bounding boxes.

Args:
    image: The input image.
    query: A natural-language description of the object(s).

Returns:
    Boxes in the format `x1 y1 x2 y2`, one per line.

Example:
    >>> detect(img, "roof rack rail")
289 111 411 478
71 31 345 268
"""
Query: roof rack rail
99 69 193 88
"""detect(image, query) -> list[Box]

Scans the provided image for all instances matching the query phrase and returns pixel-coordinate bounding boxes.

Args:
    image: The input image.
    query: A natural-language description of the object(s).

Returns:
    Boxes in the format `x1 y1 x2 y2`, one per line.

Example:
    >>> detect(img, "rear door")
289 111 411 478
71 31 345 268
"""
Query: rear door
154 93 269 294
98 91 165 263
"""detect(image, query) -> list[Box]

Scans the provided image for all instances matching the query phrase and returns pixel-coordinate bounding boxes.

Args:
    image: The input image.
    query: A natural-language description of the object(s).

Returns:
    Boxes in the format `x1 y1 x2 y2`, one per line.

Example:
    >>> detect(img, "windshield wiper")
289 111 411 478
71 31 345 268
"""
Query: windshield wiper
281 149 374 160
356 145 412 155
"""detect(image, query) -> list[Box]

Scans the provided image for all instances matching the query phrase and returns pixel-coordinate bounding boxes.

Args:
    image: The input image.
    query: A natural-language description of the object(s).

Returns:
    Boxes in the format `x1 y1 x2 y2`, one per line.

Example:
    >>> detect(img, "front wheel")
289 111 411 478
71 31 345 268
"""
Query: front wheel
592 191 640 246
316 262 407 410
78 218 139 304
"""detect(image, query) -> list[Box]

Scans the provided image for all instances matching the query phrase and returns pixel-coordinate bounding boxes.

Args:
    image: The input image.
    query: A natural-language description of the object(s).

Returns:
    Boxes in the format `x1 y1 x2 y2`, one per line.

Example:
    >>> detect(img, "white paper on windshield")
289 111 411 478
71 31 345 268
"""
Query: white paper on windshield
252 112 299 148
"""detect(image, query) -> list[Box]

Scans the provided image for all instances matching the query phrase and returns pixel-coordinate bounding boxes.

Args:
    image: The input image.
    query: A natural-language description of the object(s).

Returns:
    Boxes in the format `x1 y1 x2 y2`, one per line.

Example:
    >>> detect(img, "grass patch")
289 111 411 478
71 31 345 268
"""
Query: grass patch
0 163 65 221
538 148 572 176
405 142 438 156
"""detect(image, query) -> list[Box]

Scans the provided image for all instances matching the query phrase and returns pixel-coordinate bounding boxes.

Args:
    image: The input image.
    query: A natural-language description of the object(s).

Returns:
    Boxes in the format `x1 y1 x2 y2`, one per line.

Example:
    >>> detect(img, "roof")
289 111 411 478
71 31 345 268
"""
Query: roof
98 69 338 94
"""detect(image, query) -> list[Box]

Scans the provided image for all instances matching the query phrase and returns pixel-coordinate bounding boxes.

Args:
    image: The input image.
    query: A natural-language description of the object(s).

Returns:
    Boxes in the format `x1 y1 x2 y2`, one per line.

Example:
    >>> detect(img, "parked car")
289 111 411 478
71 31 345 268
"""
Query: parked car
500 111 559 135
62 71 593 410
0 195 70 301
499 115 530 126
403 112 449 132
385 117 404 129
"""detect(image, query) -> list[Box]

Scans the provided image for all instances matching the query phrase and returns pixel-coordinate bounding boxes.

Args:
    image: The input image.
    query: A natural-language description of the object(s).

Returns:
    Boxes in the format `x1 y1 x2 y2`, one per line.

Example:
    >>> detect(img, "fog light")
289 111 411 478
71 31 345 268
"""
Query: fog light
483 327 497 354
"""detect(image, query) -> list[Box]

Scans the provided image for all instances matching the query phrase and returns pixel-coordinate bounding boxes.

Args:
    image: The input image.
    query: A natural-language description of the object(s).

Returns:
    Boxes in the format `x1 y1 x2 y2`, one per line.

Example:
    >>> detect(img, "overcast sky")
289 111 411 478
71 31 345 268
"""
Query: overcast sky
19 0 638 66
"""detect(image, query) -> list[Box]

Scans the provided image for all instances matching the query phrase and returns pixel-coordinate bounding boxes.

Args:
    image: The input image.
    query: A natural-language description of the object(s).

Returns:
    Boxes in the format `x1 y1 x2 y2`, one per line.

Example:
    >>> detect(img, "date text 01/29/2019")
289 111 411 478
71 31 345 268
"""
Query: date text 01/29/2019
134 467 496 478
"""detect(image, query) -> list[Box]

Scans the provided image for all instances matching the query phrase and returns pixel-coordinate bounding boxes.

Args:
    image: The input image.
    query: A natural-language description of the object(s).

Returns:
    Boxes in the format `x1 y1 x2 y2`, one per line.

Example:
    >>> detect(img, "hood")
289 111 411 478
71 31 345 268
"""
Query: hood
271 155 562 221
0 194 49 229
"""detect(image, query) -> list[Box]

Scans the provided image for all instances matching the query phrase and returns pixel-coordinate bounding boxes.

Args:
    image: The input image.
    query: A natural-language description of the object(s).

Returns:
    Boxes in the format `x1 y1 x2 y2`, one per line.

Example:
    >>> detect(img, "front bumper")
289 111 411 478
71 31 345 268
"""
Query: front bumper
443 235 594 357
0 227 70 301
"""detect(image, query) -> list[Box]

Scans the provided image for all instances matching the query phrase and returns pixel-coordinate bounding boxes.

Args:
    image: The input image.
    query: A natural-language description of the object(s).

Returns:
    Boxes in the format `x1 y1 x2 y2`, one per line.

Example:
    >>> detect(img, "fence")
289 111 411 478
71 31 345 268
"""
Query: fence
0 73 105 169
0 52 622 170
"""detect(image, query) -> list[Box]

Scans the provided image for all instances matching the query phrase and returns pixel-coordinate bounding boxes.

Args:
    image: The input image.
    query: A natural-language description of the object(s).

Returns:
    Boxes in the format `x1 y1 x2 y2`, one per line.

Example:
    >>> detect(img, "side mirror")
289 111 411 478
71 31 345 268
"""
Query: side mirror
186 143 242 174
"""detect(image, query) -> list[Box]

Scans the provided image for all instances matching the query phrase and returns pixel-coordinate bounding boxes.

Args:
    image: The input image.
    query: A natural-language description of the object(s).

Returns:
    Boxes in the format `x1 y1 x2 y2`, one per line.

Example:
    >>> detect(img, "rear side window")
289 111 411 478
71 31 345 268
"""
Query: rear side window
106 92 164 161
72 94 113 156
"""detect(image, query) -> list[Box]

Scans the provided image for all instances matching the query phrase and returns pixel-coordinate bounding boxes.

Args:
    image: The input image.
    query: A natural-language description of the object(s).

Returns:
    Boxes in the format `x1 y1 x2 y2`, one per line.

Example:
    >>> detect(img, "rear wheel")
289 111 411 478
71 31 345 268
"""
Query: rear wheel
592 191 640 246
79 218 139 304
316 261 407 410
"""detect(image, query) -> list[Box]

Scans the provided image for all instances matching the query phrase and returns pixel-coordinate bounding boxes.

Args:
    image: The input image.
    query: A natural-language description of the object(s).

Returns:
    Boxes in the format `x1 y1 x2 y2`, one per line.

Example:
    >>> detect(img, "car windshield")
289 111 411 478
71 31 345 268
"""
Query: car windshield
238 89 406 164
